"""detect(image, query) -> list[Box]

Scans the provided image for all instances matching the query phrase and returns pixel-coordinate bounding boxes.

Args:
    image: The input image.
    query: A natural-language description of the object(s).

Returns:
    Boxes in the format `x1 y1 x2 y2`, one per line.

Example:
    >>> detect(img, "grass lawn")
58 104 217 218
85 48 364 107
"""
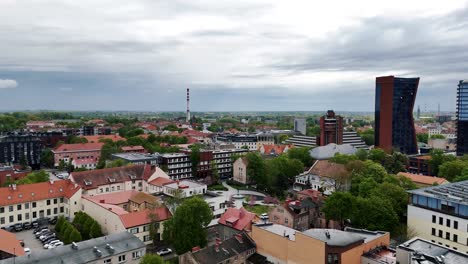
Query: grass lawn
244 204 271 216
207 184 228 191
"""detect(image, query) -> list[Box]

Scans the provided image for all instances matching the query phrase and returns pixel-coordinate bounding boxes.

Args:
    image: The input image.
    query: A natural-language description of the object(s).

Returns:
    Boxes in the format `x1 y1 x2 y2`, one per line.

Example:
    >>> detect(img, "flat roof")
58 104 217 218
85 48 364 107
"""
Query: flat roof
112 153 159 161
165 180 206 189
408 180 468 206
256 223 296 241
302 229 364 247
398 237 468 264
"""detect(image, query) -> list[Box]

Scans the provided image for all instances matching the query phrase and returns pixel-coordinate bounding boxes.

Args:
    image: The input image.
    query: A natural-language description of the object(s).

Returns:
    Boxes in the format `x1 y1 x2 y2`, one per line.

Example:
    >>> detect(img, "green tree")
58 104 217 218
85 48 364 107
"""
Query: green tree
355 149 368 161
15 170 49 185
55 216 66 233
416 133 428 143
139 254 165 264
287 147 313 167
368 148 386 164
81 218 94 240
68 229 82 244
162 197 213 254
147 209 161 245
361 134 375 146
330 153 357 164
438 160 467 181
430 134 446 139
89 221 102 238
190 144 201 178
62 224 73 243
41 149 55 168
322 192 356 227
370 182 408 220
429 149 455 176
106 159 130 168
245 153 266 188
351 197 399 233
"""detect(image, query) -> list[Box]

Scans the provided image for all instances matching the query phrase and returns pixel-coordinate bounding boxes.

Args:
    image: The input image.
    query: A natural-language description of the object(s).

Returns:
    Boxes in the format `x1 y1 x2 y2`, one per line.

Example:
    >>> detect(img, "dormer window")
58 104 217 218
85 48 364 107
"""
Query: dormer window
84 179 92 186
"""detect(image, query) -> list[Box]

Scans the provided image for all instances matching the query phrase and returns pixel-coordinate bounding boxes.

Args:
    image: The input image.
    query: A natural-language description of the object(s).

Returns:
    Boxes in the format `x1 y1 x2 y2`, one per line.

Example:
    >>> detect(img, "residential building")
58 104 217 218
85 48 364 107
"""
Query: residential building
111 153 160 166
163 180 207 198
395 237 468 264
269 198 317 231
160 153 192 180
250 224 390 264
309 144 357 160
212 149 247 179
121 145 146 153
0 229 25 260
216 207 257 240
256 132 275 148
294 118 307 135
457 80 468 156
258 144 292 156
318 110 343 146
0 180 82 229
0 134 43 169
52 142 104 169
408 155 432 175
397 172 449 188
293 160 349 194
216 133 274 151
0 165 29 187
407 180 468 253
233 157 249 185
25 120 56 131
375 76 419 154
82 191 171 245
179 233 256 264
429 138 457 151
69 164 155 195
0 232 146 264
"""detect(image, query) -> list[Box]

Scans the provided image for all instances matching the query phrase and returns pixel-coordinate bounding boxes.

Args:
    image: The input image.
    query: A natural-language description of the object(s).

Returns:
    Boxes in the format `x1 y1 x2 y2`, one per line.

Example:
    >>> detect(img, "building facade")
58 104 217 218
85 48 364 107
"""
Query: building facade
407 181 468 253
319 110 343 146
52 142 104 169
457 80 468 156
375 76 419 154
294 118 307 135
160 153 192 180
0 134 43 169
233 157 249 184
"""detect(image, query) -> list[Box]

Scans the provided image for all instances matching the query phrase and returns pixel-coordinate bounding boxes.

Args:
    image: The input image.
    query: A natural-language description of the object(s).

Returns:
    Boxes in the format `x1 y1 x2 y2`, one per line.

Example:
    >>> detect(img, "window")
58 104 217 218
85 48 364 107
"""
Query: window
9 216 13 223
32 202 36 208
446 232 450 240
454 221 458 229
132 251 142 259
60 207 64 213
143 235 151 242
47 209 51 216
17 204 21 210
54 208 58 214
447 219 451 228
60 198 64 203
439 217 443 225
143 225 150 232
118 255 126 263
25 203 29 209
0 207 3 213
25 213 29 220
432 228 436 236
103 259 111 264
454 234 458 243
54 199 57 204
432 215 436 223
47 200 51 206
9 206 13 212
0 217 4 224
438 230 443 238
17 214 22 221
33 212 37 218
130 228 139 234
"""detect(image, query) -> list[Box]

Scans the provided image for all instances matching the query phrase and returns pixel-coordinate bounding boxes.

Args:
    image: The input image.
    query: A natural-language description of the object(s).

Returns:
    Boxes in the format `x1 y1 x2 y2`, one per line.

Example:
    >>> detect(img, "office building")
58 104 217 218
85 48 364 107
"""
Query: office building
0 134 43 169
160 153 192 180
294 118 307 135
407 180 468 253
375 76 419 154
456 80 468 156
318 110 343 146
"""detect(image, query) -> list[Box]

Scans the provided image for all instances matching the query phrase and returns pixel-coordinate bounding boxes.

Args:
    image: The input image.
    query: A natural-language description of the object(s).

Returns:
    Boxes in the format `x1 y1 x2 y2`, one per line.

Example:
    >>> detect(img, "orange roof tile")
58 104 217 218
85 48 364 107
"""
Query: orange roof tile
0 229 25 256
0 180 81 206
309 160 348 178
218 207 256 231
81 135 125 143
53 142 104 152
149 177 174 187
398 172 449 185
84 190 138 205
120 207 172 228
122 146 145 151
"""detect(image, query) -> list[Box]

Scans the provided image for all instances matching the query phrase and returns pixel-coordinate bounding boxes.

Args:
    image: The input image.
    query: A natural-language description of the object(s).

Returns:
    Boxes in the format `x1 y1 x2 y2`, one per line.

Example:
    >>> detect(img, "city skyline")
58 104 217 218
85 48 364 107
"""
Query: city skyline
0 1 467 111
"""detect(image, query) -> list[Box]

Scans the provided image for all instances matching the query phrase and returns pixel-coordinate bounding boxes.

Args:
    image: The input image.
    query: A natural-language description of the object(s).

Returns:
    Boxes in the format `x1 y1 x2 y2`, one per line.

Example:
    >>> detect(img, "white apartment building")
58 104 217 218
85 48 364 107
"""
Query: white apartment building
407 181 468 253
0 180 82 228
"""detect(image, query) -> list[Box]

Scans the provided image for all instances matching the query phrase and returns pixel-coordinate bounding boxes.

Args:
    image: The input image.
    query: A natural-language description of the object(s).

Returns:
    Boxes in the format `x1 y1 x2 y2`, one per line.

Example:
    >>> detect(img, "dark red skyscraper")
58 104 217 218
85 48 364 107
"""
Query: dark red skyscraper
375 76 419 154
319 110 343 146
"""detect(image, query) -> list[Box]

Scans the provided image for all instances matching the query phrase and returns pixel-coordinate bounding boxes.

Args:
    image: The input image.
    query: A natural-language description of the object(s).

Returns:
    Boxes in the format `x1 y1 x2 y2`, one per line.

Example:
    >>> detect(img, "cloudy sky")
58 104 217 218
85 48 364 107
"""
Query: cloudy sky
0 0 467 112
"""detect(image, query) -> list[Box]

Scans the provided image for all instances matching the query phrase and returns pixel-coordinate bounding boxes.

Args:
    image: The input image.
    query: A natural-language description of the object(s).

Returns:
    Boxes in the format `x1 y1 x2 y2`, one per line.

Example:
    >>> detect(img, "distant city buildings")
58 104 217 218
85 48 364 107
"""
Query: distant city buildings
294 118 306 135
375 76 419 154
318 110 343 146
456 80 468 156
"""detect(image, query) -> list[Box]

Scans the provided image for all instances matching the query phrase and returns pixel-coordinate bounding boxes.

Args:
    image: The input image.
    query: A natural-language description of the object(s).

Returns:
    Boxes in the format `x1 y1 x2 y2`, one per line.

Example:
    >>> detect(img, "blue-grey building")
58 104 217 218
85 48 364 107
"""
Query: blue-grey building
456 80 468 156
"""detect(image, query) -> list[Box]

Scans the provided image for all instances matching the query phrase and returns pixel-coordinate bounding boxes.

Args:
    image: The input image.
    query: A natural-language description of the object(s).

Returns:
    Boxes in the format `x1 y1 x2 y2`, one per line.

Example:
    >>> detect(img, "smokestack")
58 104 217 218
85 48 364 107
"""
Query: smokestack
186 88 190 123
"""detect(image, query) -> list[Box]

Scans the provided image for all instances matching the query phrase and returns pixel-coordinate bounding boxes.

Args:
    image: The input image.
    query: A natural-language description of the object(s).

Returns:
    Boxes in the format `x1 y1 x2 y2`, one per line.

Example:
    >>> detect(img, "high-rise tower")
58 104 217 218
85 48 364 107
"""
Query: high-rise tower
456 80 468 156
318 110 343 146
375 76 419 154
186 88 190 123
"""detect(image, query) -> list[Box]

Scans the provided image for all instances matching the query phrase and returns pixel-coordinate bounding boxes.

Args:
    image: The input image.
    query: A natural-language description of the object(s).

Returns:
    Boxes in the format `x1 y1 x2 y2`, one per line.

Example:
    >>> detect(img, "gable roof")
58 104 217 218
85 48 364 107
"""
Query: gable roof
0 180 80 206
119 207 172 228
218 207 256 231
260 144 292 155
53 143 104 153
71 164 154 190
309 160 348 178
149 177 174 187
0 229 25 257
398 172 449 186
81 135 124 143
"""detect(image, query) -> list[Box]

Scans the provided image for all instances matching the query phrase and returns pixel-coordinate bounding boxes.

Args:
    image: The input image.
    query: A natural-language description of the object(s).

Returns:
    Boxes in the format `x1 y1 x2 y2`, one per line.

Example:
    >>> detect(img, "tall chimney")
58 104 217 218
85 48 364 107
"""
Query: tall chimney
186 88 190 123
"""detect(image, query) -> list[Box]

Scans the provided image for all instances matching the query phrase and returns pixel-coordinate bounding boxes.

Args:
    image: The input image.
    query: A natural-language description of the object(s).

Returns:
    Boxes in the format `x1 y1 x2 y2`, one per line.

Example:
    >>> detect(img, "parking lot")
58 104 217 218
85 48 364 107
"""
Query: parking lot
14 225 56 254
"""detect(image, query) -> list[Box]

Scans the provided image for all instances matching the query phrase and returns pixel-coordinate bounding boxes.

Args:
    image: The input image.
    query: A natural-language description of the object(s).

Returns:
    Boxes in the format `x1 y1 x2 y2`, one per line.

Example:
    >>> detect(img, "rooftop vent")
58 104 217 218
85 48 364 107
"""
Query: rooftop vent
108 177 116 183
325 230 331 239
93 246 98 252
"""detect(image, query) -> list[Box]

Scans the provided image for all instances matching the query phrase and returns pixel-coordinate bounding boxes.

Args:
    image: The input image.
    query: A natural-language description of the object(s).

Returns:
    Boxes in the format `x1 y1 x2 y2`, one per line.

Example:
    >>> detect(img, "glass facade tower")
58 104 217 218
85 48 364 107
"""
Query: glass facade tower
456 80 468 156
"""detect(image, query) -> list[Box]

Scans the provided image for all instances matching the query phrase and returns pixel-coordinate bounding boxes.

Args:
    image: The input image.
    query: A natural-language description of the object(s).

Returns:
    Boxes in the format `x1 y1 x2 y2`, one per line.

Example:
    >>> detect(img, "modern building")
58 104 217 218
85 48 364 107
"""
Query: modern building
216 134 258 151
285 132 367 149
318 110 343 146
250 224 390 264
160 153 192 180
394 237 468 264
285 135 317 148
309 143 357 160
0 134 43 169
456 80 468 156
69 164 155 195
111 153 160 166
212 149 247 179
407 180 468 253
82 191 171 245
0 232 146 264
294 118 307 135
179 233 256 264
342 131 368 148
408 155 432 176
0 180 82 229
52 142 104 169
163 180 207 198
375 76 419 154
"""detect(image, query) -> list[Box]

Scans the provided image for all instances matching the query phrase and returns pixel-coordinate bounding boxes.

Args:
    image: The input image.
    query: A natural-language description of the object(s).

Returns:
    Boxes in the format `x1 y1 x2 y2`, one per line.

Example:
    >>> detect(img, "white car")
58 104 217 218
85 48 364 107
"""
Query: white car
48 241 64 249
156 248 172 256
24 248 30 254
44 240 60 249
260 213 269 220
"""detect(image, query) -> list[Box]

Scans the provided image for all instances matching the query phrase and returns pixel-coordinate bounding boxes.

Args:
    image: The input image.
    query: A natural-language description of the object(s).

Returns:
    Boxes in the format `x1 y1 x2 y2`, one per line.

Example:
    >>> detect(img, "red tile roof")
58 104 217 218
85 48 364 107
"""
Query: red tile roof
181 130 212 137
398 172 449 186
53 142 104 152
0 229 25 256
0 180 81 206
85 190 138 205
120 207 172 228
149 177 174 187
71 164 155 190
122 146 145 152
218 207 255 231
260 144 292 155
309 160 348 178
297 189 323 201
81 135 124 143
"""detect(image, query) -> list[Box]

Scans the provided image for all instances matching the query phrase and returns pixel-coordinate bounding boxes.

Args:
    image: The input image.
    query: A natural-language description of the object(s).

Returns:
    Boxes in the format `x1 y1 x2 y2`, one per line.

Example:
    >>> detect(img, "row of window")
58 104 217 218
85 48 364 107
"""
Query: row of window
431 228 461 244
0 198 64 213
0 207 64 224
432 215 461 230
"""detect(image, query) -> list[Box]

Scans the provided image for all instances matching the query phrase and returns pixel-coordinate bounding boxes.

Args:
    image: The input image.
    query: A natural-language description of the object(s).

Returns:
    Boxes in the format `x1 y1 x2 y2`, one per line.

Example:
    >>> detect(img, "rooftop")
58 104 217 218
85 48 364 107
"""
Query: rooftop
310 143 357 160
398 172 449 186
53 142 104 152
0 232 145 264
255 223 297 241
408 180 468 206
81 134 124 143
164 180 206 190
112 152 159 162
398 237 468 264
121 145 146 152
0 229 25 257
191 233 256 264
218 207 256 231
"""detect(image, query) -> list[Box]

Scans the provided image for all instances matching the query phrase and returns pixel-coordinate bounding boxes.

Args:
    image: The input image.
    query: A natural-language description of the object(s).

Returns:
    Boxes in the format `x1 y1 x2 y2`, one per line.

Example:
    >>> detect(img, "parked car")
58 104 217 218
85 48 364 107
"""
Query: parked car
48 241 64 249
43 237 57 245
49 217 57 225
14 223 23 232
35 230 51 238
156 248 172 256
44 240 60 249
31 221 39 228
40 233 56 242
24 248 30 254
5 226 15 232
39 232 54 240
34 227 48 235
23 222 32 230
260 213 269 220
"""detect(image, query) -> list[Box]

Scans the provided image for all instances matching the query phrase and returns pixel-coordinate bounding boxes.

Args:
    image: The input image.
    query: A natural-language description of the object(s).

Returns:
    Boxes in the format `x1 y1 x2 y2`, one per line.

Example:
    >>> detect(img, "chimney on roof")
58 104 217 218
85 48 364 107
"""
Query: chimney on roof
325 230 331 239
50 179 54 185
